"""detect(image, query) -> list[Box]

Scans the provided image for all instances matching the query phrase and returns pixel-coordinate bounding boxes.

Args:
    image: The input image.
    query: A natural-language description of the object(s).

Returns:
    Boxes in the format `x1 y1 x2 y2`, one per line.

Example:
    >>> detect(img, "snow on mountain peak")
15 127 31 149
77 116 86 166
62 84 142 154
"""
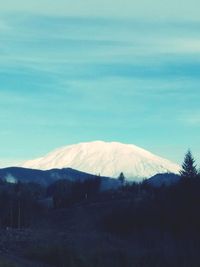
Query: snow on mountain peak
20 141 180 181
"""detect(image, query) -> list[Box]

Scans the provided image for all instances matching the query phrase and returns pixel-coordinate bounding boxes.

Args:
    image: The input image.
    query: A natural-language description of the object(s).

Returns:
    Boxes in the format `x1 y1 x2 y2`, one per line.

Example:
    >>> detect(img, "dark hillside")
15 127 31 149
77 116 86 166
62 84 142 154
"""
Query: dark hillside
0 167 119 189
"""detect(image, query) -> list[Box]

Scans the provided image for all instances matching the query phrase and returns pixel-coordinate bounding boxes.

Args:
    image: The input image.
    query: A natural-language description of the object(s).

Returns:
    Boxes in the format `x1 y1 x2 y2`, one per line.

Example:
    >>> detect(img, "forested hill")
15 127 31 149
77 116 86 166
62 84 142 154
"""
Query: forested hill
0 166 120 189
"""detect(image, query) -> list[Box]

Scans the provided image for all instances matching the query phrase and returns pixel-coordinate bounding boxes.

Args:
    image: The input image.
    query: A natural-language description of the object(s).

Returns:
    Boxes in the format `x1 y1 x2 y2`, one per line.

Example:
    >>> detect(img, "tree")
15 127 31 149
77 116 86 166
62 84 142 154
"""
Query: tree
118 172 125 185
180 150 198 179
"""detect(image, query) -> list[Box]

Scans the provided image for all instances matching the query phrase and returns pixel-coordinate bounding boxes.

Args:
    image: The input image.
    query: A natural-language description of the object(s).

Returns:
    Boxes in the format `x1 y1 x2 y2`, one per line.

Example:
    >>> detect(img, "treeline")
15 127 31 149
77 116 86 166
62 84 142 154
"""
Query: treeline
0 177 102 228
0 149 199 234
47 177 101 208
0 181 45 228
103 150 200 235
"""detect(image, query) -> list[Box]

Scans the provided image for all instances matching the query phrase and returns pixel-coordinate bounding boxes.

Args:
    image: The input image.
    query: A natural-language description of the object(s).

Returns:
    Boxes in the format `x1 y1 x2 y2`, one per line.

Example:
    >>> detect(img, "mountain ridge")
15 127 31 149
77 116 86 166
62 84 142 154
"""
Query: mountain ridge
0 166 120 189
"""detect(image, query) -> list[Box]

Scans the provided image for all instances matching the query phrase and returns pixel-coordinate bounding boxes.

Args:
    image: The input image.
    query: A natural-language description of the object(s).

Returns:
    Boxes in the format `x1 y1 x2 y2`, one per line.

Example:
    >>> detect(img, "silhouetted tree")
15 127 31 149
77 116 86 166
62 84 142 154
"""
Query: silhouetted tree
118 172 125 185
180 150 198 179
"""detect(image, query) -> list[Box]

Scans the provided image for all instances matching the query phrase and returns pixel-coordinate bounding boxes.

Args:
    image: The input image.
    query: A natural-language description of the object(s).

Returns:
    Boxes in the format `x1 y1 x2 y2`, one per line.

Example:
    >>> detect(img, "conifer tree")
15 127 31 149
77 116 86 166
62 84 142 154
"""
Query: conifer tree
118 172 125 185
180 150 198 179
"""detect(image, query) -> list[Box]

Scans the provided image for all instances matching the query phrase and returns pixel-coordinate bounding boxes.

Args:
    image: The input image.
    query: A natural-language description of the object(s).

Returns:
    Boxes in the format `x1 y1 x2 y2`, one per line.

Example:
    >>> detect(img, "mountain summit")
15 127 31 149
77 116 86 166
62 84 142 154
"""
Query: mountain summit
21 141 180 181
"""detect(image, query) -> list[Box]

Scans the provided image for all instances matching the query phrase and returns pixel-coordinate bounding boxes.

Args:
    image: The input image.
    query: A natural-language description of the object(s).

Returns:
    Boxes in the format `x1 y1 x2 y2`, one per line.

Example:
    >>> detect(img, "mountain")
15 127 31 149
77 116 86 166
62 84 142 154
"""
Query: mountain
0 167 120 189
146 173 181 187
20 141 180 181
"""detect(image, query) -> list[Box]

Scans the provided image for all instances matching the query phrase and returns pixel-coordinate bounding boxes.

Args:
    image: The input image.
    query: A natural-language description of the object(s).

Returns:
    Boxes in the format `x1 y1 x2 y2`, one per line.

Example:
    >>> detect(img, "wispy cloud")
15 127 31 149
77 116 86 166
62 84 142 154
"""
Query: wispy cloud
0 13 200 164
0 0 200 21
180 111 200 126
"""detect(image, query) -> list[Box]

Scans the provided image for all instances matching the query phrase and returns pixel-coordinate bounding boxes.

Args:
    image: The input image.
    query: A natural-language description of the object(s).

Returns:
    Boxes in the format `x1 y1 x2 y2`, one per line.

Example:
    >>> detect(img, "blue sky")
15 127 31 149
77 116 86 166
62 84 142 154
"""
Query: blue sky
0 0 200 166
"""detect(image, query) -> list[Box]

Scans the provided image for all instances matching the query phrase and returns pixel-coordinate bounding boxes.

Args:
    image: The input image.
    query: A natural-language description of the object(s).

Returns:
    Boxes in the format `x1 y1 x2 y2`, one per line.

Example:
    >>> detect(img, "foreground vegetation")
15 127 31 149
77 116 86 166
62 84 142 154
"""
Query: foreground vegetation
0 150 199 266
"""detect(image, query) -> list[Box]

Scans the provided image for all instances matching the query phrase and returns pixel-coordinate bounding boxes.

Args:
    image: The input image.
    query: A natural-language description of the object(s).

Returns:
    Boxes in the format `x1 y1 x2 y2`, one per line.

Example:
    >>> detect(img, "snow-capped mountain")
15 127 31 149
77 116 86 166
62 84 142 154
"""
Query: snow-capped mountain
20 141 180 181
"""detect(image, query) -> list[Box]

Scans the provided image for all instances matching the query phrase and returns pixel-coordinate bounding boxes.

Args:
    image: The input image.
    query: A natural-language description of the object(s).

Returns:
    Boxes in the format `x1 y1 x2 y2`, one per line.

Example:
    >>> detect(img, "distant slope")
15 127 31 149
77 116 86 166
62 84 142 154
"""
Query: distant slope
0 167 120 189
21 141 180 181
147 173 181 187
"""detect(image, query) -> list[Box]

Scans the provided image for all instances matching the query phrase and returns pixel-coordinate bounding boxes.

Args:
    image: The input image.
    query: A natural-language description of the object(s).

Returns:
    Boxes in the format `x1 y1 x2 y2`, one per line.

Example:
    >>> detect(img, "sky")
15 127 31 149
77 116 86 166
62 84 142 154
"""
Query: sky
0 0 200 166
